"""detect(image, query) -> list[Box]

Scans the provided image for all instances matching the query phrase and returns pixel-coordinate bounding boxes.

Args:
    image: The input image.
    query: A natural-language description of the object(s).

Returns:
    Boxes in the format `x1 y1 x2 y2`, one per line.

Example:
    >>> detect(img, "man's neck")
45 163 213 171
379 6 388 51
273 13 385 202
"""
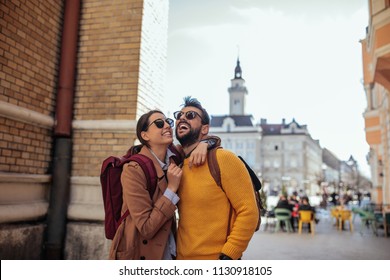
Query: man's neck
182 142 199 157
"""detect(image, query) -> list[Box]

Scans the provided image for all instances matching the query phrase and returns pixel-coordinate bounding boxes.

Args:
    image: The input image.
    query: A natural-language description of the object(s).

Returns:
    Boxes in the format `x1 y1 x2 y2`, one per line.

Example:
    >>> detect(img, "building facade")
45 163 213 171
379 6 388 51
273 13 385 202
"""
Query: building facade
210 60 324 197
210 59 371 203
322 148 341 190
259 118 323 197
210 58 262 172
360 0 390 205
0 0 169 259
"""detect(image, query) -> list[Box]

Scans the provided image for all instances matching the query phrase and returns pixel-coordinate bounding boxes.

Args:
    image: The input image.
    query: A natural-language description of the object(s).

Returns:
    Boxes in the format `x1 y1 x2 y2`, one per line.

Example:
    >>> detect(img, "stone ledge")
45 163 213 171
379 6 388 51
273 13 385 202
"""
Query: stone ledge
0 173 50 204
67 203 104 222
0 172 51 183
72 120 137 131
0 101 54 129
0 202 48 223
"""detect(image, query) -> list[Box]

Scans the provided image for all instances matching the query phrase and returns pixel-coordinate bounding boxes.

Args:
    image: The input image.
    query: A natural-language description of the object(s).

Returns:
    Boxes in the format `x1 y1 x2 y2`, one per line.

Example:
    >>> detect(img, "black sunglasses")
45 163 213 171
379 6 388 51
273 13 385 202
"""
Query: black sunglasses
173 111 202 121
146 118 174 130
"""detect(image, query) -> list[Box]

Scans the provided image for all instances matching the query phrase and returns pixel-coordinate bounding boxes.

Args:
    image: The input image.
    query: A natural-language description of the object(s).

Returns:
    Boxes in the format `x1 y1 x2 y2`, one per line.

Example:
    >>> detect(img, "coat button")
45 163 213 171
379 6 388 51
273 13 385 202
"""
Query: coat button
140 256 145 260
142 240 148 244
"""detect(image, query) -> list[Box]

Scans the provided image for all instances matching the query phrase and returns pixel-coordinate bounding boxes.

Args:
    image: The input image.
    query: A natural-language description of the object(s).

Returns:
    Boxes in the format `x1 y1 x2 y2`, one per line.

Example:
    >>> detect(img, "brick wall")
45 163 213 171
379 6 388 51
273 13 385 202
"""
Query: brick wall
74 0 143 121
0 0 63 174
137 0 167 115
0 0 62 114
1 0 169 259
72 130 133 177
0 0 63 260
0 117 51 174
72 0 145 178
73 0 168 177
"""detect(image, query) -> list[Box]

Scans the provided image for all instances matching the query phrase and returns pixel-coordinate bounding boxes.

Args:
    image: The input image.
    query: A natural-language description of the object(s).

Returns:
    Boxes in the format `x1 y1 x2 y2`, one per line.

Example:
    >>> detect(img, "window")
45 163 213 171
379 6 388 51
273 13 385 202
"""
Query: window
290 159 297 168
225 141 232 149
247 141 255 149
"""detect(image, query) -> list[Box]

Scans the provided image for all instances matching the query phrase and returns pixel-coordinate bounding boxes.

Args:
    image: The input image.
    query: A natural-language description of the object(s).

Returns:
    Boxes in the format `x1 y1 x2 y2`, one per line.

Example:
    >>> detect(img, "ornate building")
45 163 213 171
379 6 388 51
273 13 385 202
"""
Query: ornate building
210 58 371 201
259 118 323 197
360 0 390 205
210 59 323 197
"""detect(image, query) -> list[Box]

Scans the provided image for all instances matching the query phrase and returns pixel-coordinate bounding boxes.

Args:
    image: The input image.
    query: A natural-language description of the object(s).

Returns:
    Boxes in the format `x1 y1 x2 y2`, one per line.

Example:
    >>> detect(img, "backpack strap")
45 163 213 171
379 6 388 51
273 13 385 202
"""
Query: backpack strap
238 155 262 192
129 154 158 198
117 153 158 225
126 144 142 156
207 147 222 187
207 147 232 237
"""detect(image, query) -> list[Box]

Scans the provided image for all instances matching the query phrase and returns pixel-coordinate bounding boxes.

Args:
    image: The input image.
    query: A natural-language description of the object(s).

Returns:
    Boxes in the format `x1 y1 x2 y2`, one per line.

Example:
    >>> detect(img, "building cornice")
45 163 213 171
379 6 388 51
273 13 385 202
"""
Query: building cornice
0 172 51 183
72 119 137 132
0 100 54 128
0 101 137 132
0 172 50 223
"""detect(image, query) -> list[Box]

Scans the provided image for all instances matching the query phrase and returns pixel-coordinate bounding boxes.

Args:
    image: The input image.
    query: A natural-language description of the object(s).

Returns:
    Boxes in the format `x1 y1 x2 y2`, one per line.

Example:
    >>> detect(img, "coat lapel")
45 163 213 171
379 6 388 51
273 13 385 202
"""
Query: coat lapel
139 146 167 194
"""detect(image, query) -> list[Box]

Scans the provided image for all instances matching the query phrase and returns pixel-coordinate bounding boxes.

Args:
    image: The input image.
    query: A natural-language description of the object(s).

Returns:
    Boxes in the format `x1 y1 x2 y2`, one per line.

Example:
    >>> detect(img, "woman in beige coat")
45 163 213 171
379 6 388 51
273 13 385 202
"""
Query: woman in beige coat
109 110 209 260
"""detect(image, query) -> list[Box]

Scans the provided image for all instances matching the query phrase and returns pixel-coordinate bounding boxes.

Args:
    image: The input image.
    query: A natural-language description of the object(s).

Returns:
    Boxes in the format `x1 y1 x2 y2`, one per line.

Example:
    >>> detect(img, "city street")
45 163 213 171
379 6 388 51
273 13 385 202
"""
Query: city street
244 209 390 260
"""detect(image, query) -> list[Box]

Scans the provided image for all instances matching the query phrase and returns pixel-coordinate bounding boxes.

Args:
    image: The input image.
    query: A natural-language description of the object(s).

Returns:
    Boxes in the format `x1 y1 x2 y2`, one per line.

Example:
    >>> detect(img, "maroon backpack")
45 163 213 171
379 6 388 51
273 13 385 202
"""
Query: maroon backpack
100 144 182 240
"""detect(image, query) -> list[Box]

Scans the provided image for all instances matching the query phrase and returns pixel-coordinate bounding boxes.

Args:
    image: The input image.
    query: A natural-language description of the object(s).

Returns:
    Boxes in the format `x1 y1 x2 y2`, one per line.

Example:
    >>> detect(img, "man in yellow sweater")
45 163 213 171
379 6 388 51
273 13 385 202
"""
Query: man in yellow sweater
173 96 259 260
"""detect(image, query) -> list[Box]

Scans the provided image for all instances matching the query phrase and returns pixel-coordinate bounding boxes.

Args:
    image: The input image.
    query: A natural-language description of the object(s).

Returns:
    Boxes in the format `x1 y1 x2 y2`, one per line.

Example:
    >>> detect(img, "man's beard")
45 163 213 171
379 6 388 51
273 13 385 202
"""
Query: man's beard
176 126 201 147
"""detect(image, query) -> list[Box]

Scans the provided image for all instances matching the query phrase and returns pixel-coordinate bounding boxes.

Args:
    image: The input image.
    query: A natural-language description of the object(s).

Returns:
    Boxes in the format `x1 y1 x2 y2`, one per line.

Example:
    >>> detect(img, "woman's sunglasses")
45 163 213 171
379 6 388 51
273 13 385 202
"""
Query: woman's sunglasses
146 118 174 130
173 111 202 121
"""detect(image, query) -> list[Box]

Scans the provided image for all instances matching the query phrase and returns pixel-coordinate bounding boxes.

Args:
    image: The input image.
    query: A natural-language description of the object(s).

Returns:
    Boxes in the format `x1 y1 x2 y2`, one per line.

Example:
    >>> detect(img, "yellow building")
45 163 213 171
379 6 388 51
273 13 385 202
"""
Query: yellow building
361 0 390 205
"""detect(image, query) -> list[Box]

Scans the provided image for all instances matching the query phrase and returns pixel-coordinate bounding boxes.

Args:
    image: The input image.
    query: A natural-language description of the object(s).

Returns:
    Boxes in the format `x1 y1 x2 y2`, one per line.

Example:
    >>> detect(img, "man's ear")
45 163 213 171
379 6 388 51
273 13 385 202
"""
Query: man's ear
201 124 209 136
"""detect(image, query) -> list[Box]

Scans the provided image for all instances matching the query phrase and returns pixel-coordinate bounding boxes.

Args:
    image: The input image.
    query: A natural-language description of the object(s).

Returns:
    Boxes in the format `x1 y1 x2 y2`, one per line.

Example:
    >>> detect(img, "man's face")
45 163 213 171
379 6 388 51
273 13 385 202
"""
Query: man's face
174 106 204 147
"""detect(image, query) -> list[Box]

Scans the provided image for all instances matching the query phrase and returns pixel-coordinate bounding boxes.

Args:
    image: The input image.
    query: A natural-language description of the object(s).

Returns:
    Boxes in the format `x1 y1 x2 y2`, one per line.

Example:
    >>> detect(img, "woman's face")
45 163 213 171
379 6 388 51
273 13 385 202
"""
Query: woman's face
142 112 174 147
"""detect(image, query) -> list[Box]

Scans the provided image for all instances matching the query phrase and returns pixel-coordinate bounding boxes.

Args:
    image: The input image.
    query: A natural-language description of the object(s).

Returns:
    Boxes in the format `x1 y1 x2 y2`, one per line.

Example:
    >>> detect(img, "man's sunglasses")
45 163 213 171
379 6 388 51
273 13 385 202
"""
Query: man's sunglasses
146 118 174 130
173 111 202 121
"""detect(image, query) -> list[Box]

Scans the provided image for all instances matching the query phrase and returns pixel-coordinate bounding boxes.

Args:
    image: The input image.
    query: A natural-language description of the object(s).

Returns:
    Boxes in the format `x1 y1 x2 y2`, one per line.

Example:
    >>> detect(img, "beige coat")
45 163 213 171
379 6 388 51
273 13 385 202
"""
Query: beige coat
109 146 178 260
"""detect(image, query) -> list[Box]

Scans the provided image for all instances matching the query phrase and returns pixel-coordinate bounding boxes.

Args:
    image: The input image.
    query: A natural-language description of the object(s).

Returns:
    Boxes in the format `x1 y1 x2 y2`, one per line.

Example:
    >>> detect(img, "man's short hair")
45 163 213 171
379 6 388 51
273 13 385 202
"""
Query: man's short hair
181 96 210 125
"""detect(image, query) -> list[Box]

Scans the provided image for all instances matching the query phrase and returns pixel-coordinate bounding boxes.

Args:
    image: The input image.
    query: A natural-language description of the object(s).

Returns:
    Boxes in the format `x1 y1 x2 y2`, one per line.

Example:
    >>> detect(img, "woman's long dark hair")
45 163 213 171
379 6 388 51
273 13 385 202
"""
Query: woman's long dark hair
136 110 164 147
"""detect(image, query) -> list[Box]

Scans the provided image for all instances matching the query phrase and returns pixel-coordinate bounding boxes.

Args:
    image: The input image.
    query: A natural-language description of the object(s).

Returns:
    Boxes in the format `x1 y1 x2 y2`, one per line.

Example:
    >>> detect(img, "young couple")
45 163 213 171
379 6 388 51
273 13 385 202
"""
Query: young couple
109 96 258 260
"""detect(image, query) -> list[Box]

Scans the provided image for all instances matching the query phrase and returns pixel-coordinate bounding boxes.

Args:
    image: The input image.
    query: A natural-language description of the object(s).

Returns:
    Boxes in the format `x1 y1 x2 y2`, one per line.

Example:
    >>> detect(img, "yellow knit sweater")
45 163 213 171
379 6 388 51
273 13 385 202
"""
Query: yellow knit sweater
176 149 258 260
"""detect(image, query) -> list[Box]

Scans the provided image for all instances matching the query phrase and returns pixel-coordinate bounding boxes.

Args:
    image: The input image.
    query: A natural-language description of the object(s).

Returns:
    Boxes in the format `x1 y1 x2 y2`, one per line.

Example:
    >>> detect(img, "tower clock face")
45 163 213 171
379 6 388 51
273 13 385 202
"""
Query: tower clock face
236 73 241 78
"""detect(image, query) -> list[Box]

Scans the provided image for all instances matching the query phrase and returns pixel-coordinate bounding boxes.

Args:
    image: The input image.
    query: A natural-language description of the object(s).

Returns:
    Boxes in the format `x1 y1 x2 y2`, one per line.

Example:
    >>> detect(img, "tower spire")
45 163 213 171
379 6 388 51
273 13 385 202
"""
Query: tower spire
234 57 242 79
229 54 247 115
234 45 242 79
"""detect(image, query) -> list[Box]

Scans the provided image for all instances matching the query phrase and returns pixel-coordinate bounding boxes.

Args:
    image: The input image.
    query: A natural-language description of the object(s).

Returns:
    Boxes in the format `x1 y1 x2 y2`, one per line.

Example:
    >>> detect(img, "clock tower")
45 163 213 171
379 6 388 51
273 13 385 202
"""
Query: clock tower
228 57 248 115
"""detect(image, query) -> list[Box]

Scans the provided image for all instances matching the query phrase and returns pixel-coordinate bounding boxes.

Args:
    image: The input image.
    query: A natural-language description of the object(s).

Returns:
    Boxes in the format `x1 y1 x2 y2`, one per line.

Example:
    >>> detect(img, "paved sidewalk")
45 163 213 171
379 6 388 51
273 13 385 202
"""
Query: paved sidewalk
244 208 390 260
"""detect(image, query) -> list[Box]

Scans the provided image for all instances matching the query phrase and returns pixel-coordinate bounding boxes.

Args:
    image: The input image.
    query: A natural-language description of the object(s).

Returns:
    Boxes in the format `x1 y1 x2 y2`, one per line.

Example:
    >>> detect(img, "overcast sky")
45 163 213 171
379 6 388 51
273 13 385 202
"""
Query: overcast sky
164 0 371 177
